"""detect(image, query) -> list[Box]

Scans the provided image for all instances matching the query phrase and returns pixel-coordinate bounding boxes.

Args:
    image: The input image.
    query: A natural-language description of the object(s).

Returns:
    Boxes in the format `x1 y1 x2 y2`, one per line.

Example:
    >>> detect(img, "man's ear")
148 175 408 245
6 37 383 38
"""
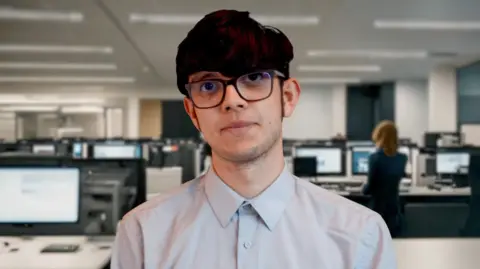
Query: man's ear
282 78 301 118
183 97 200 131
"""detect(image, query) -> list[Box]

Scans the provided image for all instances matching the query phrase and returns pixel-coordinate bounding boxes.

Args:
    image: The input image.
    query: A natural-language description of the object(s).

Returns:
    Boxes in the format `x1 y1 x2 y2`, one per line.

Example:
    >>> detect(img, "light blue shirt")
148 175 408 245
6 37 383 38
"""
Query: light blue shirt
111 167 396 269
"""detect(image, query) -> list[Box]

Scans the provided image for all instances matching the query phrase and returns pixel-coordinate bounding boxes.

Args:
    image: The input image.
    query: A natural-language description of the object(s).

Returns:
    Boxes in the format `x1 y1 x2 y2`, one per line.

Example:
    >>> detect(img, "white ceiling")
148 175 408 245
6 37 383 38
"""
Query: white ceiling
0 0 479 94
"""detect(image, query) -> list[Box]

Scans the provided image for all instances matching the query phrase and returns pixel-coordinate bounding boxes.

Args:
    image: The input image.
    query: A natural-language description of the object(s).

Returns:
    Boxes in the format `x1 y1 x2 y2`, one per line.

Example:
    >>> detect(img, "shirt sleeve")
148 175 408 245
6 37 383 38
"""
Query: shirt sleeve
110 216 144 269
354 214 397 269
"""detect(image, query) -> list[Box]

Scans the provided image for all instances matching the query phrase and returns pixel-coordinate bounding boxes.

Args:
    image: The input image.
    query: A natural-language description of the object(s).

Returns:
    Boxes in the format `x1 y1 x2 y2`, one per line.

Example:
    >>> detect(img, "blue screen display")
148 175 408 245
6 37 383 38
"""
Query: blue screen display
351 146 411 175
135 145 142 158
351 148 375 174
72 143 82 158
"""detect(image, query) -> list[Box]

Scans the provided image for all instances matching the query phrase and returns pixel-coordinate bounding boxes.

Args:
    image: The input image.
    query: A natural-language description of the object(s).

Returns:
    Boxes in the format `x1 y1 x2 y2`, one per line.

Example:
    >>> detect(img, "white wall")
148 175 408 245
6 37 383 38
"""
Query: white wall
428 66 457 132
331 85 346 135
125 97 140 138
395 80 428 145
0 113 16 140
283 87 345 139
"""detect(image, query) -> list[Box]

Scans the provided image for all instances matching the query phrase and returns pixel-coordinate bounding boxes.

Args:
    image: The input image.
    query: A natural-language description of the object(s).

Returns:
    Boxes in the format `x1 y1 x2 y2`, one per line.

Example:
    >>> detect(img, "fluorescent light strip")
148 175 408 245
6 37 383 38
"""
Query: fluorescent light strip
0 62 117 70
0 106 59 112
0 95 105 105
374 20 480 30
0 44 113 54
0 76 135 83
0 6 83 22
298 65 381 72
129 13 320 26
307 50 428 59
61 106 104 113
298 77 361 84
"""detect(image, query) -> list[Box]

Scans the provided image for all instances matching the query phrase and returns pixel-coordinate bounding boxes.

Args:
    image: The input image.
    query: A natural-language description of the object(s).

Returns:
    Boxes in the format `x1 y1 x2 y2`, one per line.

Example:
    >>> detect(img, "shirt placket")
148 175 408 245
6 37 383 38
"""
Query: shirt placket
236 202 259 269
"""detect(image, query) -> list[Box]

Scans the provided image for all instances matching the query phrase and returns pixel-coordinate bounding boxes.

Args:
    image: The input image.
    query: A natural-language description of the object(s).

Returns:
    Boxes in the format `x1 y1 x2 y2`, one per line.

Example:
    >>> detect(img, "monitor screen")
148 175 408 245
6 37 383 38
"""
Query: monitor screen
0 168 80 223
436 152 470 174
32 144 55 154
351 146 412 175
398 146 410 159
351 146 376 174
72 143 83 158
293 157 317 177
295 147 343 174
93 144 141 159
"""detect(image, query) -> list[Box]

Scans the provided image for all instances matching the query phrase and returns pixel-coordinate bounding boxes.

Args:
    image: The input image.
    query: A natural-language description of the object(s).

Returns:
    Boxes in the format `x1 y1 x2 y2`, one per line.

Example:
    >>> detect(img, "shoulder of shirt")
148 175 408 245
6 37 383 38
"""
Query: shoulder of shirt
293 174 383 236
120 174 204 223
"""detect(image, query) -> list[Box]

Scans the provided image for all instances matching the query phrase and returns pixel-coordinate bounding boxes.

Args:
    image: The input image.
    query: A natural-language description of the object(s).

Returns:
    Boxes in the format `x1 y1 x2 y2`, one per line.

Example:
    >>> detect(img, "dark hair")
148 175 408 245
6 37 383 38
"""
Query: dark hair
176 10 294 96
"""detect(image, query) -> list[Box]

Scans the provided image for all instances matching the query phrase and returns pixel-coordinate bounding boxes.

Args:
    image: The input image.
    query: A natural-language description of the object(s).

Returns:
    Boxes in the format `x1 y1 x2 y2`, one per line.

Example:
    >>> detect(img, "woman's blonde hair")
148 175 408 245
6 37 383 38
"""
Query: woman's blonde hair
372 120 398 156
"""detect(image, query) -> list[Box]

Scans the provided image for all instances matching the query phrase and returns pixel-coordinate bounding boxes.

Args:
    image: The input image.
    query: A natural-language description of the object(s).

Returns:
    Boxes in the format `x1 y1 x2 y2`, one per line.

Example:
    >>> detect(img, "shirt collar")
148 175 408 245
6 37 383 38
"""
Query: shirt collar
204 165 296 231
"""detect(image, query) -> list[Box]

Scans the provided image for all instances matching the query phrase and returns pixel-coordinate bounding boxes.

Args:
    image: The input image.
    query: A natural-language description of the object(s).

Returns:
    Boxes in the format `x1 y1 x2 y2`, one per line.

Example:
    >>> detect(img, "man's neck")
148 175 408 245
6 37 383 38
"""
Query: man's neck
211 143 285 199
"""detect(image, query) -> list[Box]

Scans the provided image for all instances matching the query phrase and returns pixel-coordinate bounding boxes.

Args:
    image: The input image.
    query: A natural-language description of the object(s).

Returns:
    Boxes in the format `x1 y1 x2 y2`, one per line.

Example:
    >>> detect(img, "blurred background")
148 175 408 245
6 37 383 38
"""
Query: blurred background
1 1 480 268
0 0 478 142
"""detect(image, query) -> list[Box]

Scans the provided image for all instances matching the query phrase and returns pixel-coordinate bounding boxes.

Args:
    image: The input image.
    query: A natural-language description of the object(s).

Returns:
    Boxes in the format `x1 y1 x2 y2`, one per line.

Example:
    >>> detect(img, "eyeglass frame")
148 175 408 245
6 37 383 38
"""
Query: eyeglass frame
185 69 286 109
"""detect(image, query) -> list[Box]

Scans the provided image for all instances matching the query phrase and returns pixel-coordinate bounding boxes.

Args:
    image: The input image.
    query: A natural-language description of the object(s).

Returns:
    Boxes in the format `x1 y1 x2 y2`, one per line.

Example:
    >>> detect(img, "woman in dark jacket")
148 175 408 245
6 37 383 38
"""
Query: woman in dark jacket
362 120 407 237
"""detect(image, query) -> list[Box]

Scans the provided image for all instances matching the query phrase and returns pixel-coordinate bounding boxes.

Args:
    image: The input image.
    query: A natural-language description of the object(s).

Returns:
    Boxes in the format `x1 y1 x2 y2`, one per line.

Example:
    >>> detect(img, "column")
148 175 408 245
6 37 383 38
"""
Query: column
125 97 140 138
139 99 162 138
427 65 457 132
394 80 428 145
331 84 346 136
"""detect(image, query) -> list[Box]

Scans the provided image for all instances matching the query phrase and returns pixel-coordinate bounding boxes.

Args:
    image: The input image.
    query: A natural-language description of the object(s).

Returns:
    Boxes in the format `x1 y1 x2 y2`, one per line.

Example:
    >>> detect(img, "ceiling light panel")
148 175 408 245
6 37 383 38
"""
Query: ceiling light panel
0 44 113 54
129 13 320 26
0 6 83 22
374 20 480 30
298 77 362 84
0 62 117 70
0 95 106 105
61 106 104 113
298 65 381 72
0 105 59 112
306 50 428 59
0 76 135 83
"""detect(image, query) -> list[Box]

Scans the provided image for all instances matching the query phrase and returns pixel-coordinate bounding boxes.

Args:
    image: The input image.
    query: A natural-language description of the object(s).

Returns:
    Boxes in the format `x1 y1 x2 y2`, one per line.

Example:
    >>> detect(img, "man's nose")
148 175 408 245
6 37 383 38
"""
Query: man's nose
220 85 248 112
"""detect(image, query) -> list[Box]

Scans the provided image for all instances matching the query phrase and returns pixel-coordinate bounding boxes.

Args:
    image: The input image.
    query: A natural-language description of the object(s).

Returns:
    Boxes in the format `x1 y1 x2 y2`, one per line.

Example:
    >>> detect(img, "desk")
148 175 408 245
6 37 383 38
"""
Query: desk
394 239 480 269
0 236 113 269
406 186 471 196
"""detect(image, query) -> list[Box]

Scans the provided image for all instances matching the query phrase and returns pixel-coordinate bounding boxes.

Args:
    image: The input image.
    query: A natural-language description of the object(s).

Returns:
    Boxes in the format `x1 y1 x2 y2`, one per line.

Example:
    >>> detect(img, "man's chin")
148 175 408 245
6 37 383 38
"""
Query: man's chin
220 145 262 163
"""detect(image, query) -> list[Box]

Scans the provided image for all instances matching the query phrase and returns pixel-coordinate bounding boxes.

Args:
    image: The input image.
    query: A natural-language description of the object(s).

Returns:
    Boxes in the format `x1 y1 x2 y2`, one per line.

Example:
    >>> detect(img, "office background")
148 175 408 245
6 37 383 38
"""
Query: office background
0 1 480 268
0 68 467 145
0 0 478 144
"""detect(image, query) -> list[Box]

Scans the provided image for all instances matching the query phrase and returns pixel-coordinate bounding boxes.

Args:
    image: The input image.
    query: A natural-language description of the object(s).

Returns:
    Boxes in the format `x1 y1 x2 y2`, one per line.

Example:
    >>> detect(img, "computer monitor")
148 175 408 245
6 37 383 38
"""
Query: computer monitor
0 167 80 224
93 144 142 159
347 141 374 147
398 146 411 160
72 142 83 158
293 157 317 177
32 144 55 154
294 146 345 176
351 146 376 175
351 146 412 176
436 152 470 174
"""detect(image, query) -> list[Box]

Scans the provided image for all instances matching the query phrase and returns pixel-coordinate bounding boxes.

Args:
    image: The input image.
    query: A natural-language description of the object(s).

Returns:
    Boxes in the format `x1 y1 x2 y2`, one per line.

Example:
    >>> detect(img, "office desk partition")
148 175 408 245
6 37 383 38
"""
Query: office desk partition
394 239 480 269
317 185 471 238
0 236 113 269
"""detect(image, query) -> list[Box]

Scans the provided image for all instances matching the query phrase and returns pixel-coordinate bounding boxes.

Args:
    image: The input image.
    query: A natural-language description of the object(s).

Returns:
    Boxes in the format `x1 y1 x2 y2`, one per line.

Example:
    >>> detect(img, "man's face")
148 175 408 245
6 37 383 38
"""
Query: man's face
184 71 300 163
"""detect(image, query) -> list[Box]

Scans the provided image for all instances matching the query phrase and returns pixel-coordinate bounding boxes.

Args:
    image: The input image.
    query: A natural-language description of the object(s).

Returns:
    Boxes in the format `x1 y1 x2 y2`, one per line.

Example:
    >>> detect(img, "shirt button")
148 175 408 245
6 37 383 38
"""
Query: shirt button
243 241 252 249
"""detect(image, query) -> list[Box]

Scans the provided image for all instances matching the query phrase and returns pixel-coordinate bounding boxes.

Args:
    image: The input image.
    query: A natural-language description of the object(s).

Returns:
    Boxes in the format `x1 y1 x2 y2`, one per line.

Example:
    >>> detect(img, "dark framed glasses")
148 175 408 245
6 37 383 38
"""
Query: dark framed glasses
185 70 285 109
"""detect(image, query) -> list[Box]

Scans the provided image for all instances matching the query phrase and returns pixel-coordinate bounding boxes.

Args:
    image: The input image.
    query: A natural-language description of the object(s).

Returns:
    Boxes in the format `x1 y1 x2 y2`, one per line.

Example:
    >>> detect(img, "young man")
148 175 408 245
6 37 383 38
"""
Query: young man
111 10 396 269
